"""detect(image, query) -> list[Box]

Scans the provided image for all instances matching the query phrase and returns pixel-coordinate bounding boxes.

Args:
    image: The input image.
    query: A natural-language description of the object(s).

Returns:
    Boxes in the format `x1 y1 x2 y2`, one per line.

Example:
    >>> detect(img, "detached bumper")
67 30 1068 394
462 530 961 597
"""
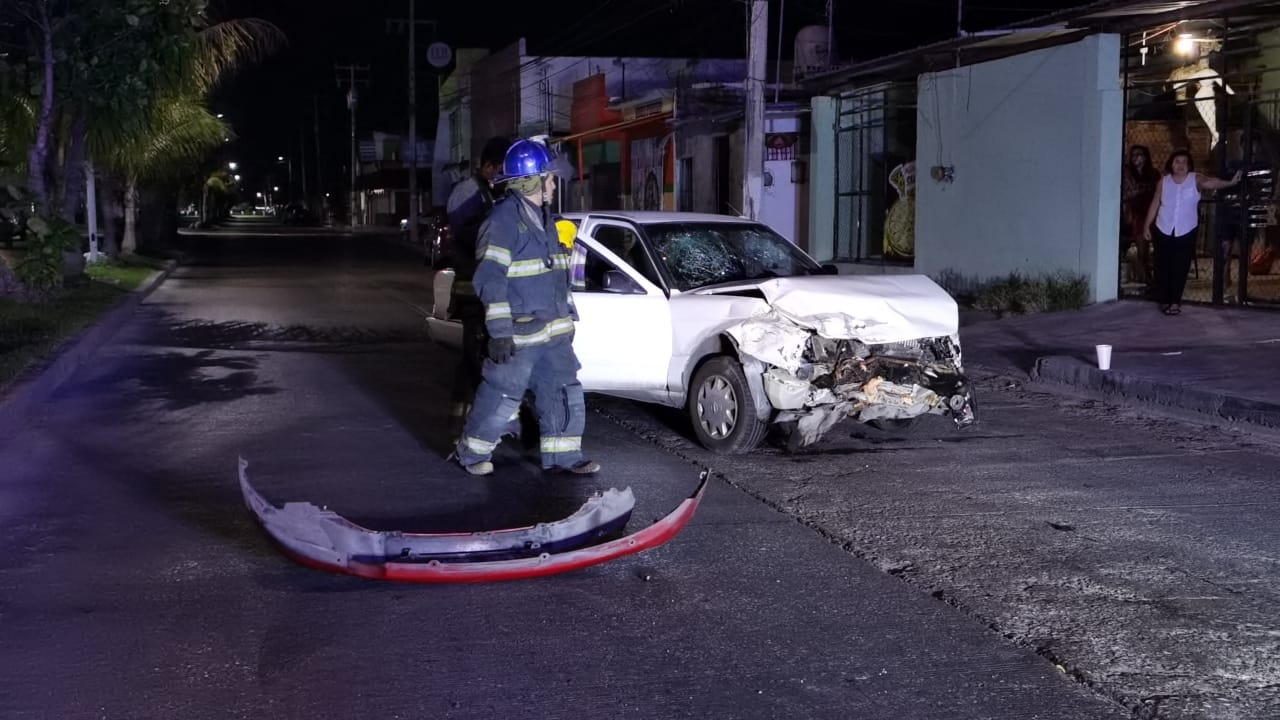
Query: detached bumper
240 457 708 583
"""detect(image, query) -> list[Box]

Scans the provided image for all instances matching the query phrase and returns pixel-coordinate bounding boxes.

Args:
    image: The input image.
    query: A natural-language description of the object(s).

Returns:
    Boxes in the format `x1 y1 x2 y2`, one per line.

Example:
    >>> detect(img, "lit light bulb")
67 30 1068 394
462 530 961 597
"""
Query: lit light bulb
1175 34 1196 55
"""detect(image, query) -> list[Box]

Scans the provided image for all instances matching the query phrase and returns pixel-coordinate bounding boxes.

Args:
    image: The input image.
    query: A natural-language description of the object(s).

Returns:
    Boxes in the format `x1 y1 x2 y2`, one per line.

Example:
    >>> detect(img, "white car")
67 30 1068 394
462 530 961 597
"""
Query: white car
428 211 975 454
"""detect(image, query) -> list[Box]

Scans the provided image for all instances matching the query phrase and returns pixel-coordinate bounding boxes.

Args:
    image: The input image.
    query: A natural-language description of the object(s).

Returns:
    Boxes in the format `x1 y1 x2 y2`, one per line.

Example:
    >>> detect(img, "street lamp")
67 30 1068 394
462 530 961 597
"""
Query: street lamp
275 155 293 200
228 161 238 171
233 174 241 182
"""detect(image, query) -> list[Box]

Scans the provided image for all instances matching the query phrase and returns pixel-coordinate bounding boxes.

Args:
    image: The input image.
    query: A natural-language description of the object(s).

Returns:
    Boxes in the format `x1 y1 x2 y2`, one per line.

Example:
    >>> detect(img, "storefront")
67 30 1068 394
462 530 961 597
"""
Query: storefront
555 74 675 213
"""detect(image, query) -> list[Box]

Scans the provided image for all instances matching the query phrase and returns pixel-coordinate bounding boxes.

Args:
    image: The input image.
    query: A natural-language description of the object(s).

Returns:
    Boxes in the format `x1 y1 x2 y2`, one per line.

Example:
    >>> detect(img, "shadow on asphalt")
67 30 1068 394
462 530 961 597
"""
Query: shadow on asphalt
94 348 279 411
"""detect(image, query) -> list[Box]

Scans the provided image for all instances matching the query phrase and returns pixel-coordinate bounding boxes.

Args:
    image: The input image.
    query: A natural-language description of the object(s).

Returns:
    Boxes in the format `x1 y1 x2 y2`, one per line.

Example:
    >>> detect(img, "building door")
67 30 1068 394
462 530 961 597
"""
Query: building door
591 162 622 210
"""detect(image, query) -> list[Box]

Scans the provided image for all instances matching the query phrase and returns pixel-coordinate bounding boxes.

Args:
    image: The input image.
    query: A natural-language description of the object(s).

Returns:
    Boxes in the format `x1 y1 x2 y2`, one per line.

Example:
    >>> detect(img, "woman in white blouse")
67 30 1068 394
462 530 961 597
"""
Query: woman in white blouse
1142 149 1240 315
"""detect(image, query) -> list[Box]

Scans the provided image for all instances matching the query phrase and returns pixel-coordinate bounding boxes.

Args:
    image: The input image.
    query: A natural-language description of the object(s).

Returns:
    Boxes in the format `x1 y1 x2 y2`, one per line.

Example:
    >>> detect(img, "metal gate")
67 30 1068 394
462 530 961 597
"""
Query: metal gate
1123 61 1280 307
834 84 917 263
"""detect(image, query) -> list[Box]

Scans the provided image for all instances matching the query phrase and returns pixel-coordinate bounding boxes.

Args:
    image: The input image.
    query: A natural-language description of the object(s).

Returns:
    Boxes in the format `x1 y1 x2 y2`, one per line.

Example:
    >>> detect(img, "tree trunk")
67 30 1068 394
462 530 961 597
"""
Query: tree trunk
60 112 88 222
101 174 120 257
27 3 57 215
122 175 138 256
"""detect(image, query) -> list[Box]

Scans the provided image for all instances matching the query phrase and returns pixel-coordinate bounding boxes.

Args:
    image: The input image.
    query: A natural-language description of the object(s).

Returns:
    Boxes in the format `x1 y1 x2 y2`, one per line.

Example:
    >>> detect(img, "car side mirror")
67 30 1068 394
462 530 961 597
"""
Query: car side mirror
821 263 839 275
602 269 643 294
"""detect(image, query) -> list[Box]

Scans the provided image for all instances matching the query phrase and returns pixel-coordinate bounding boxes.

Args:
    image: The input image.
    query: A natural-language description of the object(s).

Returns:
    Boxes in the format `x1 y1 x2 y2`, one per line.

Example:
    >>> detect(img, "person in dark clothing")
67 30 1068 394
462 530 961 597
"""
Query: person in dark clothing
445 136 512 436
1121 145 1160 284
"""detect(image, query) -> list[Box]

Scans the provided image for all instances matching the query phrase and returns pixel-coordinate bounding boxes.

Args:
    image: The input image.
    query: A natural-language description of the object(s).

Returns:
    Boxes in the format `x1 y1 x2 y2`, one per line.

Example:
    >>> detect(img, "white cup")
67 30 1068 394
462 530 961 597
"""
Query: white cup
1096 344 1112 371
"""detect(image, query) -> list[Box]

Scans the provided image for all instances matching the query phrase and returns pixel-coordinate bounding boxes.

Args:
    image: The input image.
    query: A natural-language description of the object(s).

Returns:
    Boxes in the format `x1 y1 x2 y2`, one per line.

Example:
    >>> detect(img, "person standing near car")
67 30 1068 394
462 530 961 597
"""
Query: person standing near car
453 137 600 477
444 136 512 436
1142 149 1240 315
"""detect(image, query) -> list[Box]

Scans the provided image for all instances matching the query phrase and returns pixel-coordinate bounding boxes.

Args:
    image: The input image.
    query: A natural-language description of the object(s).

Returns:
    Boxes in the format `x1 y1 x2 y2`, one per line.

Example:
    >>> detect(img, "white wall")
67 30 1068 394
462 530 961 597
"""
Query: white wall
915 34 1122 303
759 115 807 247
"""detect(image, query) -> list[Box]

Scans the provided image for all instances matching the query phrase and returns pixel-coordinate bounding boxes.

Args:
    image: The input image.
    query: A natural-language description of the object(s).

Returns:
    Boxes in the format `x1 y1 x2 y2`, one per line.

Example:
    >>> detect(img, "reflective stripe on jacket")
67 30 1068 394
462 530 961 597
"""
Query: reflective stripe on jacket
474 195 577 348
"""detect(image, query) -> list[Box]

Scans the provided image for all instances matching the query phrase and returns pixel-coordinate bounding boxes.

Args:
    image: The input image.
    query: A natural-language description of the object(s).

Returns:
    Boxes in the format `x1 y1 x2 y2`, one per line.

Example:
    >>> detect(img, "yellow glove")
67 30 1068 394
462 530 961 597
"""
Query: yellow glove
554 219 577 250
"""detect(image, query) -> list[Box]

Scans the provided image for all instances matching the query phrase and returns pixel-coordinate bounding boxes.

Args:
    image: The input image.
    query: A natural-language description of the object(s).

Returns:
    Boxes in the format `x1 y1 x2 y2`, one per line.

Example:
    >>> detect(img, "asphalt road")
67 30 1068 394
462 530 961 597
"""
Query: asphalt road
1 226 1271 719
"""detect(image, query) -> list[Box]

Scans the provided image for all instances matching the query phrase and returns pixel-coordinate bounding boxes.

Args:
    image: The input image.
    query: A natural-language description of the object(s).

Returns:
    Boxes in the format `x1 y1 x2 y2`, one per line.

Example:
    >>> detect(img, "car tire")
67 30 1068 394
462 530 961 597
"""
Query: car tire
688 356 768 455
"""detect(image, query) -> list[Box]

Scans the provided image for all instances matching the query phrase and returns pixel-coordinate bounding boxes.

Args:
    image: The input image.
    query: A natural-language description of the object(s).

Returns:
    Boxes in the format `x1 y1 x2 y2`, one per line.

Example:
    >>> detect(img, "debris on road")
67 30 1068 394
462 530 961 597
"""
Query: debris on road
239 457 708 583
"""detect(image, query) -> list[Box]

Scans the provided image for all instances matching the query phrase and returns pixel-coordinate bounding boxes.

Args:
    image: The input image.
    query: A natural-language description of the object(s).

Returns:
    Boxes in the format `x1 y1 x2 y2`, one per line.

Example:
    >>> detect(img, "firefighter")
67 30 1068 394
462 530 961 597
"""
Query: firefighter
453 138 600 477
444 136 512 437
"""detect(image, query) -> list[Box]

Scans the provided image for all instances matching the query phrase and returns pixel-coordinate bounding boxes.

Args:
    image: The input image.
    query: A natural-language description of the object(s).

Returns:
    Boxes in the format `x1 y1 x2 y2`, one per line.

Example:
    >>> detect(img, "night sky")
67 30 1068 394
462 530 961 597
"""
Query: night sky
209 0 1082 196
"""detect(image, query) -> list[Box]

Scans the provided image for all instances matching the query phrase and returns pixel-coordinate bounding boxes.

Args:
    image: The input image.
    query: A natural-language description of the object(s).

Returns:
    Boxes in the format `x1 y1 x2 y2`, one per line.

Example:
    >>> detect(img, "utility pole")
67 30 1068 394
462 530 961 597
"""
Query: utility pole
313 93 325 219
774 0 786 103
387 10 438 253
299 124 308 202
335 63 370 227
827 0 836 64
743 0 767 220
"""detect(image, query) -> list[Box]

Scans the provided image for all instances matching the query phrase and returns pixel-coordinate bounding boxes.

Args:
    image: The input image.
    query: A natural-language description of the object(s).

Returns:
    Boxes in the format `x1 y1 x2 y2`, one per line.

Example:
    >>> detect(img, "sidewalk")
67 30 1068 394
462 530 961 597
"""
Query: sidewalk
961 300 1280 430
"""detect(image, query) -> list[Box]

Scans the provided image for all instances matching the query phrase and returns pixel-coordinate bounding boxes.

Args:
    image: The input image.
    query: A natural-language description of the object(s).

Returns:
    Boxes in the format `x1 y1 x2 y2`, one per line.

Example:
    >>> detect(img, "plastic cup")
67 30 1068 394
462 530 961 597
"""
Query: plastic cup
1096 344 1112 371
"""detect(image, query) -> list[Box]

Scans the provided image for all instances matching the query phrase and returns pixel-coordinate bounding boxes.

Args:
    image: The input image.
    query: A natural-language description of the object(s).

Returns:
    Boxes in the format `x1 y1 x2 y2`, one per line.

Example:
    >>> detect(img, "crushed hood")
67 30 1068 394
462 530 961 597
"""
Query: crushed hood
749 274 958 344
715 275 960 372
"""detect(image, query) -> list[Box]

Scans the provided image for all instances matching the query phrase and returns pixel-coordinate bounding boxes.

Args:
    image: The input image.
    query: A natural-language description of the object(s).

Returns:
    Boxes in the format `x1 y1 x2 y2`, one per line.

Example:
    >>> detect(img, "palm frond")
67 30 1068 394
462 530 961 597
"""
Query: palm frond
110 95 230 181
0 94 37 173
190 18 286 95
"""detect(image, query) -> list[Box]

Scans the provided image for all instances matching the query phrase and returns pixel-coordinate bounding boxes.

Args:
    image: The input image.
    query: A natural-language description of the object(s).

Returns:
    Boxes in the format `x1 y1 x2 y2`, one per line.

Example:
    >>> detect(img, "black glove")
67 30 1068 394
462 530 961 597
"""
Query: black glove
488 336 515 364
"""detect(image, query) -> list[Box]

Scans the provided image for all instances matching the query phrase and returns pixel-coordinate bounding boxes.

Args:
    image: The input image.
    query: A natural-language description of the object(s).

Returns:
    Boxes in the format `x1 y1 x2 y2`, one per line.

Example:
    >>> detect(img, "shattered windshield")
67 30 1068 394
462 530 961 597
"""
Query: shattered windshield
641 222 824 291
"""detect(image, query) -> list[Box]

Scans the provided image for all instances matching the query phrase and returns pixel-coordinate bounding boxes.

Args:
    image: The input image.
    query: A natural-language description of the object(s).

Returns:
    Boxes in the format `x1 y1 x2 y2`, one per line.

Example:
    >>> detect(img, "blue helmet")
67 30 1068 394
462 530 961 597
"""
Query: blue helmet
499 139 555 182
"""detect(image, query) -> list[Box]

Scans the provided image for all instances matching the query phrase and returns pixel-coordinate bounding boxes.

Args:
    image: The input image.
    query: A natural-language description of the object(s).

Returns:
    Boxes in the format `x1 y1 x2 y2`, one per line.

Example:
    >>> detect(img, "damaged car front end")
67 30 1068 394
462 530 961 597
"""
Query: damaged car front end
762 334 975 448
721 275 976 449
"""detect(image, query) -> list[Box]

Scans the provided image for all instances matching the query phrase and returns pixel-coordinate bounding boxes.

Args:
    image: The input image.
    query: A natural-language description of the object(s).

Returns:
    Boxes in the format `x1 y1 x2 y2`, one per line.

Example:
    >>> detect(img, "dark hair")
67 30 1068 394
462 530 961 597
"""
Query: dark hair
480 136 512 168
1164 149 1195 175
1128 145 1152 164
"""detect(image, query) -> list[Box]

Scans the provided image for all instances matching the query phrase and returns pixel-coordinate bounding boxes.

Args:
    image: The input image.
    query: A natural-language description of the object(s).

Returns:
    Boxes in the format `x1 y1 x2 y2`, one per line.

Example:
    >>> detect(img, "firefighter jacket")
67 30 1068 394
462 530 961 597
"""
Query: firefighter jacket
473 194 578 349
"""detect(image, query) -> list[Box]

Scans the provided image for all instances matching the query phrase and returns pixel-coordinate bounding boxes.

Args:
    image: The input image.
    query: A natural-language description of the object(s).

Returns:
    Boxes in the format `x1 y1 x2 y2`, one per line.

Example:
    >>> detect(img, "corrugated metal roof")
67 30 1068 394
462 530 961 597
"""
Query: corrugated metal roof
803 0 1280 92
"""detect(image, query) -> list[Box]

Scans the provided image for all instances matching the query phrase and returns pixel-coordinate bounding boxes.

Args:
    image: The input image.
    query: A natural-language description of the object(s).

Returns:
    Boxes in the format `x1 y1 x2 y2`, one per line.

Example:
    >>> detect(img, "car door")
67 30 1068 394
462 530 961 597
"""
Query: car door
570 220 673 400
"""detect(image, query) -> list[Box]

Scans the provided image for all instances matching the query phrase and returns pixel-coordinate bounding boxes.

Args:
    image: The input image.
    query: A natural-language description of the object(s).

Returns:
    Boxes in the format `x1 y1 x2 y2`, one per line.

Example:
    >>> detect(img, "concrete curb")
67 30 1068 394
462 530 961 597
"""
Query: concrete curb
1030 354 1280 430
0 260 176 440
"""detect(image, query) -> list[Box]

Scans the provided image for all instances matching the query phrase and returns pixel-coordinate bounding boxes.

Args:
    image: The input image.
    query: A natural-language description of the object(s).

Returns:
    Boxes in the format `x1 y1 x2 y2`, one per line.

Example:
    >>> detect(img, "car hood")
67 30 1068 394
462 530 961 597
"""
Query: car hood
697 274 958 345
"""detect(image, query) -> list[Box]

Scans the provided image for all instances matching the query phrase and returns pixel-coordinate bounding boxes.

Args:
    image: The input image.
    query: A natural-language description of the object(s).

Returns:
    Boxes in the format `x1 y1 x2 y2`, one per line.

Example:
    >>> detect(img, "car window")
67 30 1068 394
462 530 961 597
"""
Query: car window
591 224 663 288
643 222 823 291
577 245 639 294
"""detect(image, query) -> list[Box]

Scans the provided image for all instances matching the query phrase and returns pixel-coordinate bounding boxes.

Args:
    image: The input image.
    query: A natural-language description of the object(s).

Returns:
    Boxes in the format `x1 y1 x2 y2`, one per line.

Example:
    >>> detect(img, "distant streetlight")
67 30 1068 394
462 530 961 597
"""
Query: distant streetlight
216 113 225 119
276 155 293 199
256 191 263 198
273 185 279 192
234 174 242 182
228 161 238 171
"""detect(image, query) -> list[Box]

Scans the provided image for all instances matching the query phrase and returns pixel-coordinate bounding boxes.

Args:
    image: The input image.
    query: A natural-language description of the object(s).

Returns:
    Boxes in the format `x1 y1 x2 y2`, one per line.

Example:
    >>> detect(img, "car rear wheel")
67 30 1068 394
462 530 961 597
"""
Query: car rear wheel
688 356 768 455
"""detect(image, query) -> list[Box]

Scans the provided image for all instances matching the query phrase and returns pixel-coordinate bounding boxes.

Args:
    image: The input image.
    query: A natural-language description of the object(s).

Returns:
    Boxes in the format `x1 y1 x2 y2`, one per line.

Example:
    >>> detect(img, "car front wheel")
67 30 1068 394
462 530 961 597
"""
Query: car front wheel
688 356 768 455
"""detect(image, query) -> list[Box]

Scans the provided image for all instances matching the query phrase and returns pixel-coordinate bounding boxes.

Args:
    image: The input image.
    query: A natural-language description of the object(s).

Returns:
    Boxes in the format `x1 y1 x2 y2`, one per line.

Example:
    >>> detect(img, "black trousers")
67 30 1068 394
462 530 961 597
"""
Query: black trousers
453 312 486 407
1151 227 1197 306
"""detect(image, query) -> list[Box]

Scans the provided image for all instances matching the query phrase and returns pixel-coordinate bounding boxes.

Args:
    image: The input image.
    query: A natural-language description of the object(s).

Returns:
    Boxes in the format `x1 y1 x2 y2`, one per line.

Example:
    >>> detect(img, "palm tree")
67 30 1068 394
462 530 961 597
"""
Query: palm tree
111 99 231 254
94 17 283 254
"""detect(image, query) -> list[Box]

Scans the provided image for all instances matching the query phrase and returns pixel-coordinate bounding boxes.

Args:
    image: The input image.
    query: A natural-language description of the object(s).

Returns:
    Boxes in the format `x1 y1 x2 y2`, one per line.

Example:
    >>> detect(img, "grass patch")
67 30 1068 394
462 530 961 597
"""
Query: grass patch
0 281 131 391
972 272 1090 316
85 257 159 291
